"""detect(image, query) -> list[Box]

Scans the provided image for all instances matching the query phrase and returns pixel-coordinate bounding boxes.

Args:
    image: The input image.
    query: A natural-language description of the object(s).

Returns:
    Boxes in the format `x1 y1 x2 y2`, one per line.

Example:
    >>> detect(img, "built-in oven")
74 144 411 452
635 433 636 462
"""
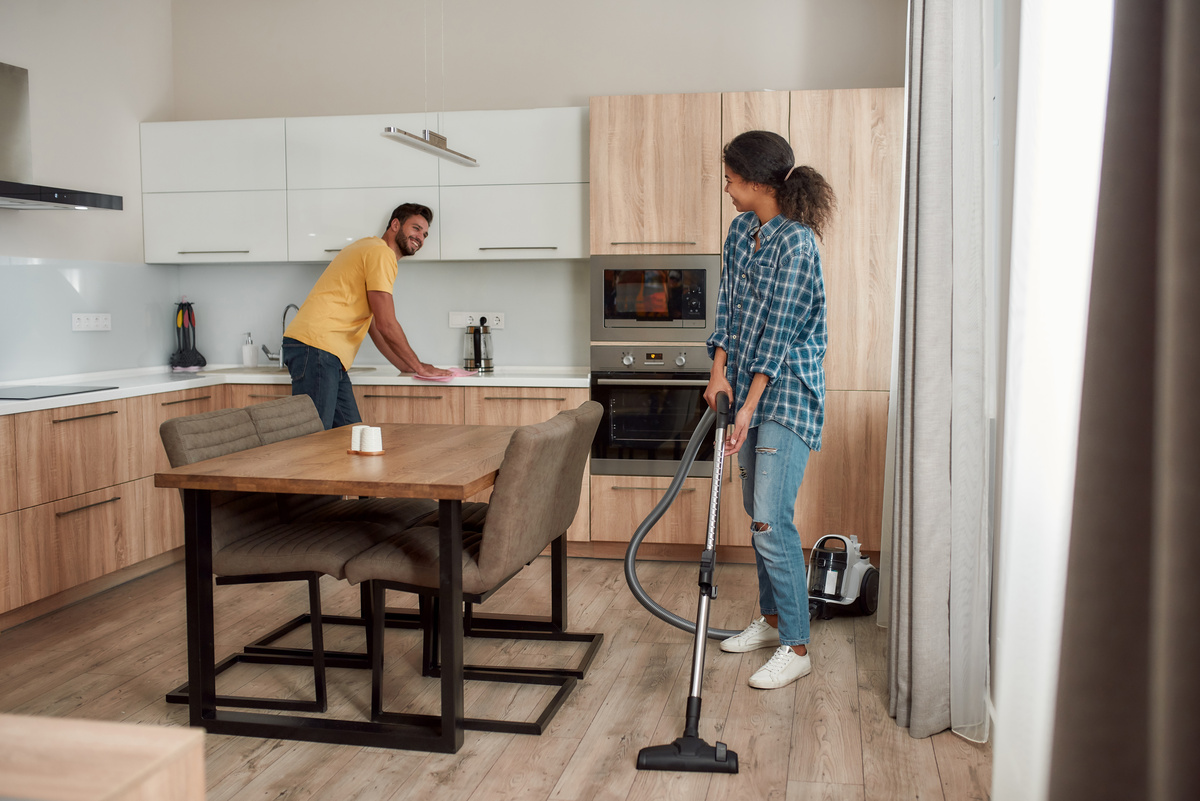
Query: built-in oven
590 254 720 343
590 343 715 477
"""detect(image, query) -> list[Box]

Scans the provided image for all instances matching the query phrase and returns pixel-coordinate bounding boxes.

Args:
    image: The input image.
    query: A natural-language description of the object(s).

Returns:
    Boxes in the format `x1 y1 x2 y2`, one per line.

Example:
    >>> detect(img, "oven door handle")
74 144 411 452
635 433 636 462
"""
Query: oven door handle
595 378 710 387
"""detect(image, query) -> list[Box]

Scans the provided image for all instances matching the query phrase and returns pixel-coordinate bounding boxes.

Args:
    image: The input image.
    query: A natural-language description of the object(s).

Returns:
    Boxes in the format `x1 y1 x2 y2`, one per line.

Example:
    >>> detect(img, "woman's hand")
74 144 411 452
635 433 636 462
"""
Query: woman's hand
704 374 733 412
725 405 754 455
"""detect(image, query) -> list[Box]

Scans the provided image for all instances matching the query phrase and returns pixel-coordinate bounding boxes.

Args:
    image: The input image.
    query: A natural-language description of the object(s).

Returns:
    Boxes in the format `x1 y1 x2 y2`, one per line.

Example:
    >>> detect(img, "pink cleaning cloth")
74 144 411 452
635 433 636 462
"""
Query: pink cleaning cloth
414 367 478 381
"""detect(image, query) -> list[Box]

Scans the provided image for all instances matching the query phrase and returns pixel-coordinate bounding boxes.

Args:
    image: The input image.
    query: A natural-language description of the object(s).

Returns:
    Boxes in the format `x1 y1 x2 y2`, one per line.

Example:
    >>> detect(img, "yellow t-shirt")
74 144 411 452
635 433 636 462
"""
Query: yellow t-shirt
284 237 397 370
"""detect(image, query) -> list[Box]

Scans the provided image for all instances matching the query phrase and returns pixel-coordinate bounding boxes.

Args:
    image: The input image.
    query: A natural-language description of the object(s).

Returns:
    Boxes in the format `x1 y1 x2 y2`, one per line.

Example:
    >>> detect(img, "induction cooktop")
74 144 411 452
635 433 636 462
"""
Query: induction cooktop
0 385 118 401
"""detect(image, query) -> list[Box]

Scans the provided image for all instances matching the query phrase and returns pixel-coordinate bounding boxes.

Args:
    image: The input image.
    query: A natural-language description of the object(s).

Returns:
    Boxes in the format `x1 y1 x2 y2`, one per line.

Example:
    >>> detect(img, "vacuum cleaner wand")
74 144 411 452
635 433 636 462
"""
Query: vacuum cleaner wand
636 392 739 774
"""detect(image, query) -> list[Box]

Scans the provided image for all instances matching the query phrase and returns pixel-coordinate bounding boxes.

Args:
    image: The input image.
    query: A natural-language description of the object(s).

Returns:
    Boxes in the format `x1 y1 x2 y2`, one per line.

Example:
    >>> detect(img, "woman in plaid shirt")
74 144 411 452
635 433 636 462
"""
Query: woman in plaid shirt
705 130 836 690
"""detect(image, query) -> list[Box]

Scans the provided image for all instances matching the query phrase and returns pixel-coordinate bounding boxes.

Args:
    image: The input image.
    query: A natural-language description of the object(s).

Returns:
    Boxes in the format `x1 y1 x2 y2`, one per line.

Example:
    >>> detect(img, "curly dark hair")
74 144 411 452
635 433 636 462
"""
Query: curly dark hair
722 130 836 239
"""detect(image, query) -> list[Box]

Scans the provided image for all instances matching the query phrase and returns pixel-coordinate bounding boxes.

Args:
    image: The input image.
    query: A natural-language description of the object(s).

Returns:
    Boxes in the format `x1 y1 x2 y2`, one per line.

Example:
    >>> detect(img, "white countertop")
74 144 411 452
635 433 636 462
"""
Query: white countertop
0 364 591 416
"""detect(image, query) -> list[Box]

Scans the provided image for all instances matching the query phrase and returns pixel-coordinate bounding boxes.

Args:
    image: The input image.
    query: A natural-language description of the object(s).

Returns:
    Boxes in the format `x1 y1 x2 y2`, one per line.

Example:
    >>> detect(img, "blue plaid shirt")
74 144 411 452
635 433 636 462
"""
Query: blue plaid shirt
707 212 827 450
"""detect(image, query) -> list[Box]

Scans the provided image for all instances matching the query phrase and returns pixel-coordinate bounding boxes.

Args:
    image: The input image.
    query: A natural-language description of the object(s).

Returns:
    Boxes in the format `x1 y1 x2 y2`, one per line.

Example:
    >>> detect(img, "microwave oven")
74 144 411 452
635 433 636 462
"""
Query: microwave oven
589 254 720 343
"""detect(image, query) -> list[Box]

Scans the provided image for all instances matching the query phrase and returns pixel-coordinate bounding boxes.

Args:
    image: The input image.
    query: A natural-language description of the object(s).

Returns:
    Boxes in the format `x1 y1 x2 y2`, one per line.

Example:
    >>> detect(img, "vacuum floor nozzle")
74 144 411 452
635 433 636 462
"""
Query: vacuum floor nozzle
636 736 739 774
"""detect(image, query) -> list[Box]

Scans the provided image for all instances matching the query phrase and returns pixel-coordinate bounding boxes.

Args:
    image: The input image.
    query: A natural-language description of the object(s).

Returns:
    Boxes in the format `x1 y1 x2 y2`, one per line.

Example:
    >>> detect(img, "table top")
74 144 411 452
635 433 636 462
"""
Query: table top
154 423 517 500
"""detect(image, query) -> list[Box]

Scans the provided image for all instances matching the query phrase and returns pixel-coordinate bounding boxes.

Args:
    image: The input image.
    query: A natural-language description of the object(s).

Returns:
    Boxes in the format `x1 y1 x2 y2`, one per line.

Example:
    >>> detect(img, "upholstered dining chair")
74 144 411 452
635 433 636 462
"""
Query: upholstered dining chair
343 400 604 735
159 402 393 713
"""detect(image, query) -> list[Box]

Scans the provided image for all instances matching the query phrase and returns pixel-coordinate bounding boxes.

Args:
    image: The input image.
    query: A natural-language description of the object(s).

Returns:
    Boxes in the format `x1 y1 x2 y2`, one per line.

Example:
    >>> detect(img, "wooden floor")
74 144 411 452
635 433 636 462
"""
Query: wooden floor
0 556 991 801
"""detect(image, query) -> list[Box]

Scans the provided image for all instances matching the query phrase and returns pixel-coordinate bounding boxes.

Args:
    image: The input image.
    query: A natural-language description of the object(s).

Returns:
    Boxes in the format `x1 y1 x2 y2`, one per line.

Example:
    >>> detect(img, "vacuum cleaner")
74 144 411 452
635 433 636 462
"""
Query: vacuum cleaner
630 391 738 773
624 393 881 774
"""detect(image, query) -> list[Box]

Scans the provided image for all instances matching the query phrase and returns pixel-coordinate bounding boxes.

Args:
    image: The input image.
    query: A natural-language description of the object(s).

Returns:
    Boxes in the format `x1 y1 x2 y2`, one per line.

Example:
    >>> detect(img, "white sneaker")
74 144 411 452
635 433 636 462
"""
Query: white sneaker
748 645 812 689
720 616 781 653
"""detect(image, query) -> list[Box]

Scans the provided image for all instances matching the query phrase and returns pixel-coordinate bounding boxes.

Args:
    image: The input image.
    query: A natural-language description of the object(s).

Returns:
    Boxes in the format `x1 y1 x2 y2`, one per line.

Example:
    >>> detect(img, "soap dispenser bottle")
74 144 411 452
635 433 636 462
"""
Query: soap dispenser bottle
242 332 258 368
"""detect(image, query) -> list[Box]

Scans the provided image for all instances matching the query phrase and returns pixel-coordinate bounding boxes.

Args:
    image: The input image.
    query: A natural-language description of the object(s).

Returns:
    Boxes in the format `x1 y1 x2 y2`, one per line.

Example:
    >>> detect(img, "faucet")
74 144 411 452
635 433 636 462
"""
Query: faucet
262 303 300 366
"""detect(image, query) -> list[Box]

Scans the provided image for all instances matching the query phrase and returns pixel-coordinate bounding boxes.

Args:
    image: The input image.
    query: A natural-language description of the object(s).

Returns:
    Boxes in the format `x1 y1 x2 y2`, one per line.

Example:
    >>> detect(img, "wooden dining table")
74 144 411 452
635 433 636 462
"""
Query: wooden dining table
154 422 517 753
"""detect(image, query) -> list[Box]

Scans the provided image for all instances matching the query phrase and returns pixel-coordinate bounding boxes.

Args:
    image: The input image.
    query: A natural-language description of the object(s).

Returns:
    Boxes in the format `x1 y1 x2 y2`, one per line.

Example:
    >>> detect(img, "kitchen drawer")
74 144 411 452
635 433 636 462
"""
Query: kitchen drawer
17 481 146 603
144 475 184 560
15 398 147 509
353 385 465 425
0 512 19 614
143 190 288 264
0 415 16 515
227 384 293 408
142 387 227 474
141 118 286 193
287 186 441 262
589 475 708 544
439 183 587 261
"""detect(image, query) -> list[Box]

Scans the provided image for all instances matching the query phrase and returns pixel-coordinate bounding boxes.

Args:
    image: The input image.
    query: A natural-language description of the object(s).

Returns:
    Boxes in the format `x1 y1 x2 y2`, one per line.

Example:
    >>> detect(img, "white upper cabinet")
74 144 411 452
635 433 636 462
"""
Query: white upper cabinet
438 107 588 186
143 191 288 263
287 186 441 262
439 183 587 261
285 113 440 190
140 118 286 192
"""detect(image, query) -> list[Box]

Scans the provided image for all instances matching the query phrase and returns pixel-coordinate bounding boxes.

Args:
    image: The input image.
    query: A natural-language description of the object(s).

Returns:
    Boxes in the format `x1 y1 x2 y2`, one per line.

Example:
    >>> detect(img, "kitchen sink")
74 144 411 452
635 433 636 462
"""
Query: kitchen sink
200 366 378 375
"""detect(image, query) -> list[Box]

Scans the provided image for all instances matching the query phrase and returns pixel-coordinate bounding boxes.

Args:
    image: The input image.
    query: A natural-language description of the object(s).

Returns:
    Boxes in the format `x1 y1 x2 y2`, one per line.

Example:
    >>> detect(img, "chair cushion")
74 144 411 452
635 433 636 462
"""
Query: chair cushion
248 395 325 444
159 407 259 468
215 520 390 580
343 525 491 594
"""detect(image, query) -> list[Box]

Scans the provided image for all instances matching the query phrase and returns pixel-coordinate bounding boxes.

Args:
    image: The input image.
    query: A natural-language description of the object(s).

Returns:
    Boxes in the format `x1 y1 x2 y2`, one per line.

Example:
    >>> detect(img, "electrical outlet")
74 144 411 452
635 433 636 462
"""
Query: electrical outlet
448 311 504 329
72 313 111 331
476 312 505 329
448 311 475 328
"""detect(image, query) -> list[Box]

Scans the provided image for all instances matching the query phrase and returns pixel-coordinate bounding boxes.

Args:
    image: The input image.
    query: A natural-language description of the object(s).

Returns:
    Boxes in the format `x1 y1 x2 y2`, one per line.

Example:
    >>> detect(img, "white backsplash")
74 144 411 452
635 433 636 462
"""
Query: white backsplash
1 254 589 382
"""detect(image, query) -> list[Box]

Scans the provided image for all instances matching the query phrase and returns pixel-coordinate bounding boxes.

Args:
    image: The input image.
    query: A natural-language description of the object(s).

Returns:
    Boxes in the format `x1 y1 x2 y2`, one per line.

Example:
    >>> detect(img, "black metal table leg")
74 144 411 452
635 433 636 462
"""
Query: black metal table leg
438 498 466 752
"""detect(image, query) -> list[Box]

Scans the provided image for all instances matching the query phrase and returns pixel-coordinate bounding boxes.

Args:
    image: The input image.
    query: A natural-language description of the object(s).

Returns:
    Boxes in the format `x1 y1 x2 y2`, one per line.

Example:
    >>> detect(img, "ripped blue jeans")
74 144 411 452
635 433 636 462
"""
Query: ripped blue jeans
738 421 812 646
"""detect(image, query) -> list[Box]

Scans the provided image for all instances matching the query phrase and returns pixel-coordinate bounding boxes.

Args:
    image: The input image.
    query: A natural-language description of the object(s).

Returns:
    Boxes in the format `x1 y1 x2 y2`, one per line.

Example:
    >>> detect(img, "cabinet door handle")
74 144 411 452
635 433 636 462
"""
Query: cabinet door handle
56 495 121 518
324 248 343 253
477 246 558 251
363 394 442 400
484 396 566 402
177 250 251 254
52 410 118 424
609 241 697 246
247 393 289 399
161 395 213 406
610 486 696 493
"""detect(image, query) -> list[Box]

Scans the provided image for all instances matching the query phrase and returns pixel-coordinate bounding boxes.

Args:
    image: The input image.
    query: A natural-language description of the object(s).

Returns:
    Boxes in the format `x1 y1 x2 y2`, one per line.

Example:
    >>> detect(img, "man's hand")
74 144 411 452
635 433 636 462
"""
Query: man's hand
417 363 453 377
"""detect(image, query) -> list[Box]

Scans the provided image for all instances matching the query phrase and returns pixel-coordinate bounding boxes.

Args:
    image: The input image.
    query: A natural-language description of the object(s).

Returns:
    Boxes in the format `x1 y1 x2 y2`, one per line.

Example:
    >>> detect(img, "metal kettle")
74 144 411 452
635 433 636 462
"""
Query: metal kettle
463 317 494 373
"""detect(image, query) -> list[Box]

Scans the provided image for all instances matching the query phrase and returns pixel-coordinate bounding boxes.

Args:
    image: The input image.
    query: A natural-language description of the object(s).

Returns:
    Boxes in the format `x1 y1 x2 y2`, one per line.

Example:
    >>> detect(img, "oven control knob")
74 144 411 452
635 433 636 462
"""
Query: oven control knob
675 354 687 367
622 353 635 366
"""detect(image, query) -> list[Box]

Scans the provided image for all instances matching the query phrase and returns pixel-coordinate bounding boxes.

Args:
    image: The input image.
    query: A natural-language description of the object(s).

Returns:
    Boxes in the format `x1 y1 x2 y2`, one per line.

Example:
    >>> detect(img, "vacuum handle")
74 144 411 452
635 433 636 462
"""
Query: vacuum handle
714 391 730 429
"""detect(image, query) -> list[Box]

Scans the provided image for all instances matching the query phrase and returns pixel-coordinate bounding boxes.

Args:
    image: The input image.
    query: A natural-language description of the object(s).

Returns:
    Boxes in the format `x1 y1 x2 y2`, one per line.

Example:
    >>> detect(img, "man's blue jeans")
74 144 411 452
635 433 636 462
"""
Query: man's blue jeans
281 337 361 429
738 421 812 646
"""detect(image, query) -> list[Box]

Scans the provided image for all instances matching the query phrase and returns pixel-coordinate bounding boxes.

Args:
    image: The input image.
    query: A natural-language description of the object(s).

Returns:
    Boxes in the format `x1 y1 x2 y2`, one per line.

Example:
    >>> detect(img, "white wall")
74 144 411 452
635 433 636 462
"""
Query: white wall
0 0 907 380
170 0 907 120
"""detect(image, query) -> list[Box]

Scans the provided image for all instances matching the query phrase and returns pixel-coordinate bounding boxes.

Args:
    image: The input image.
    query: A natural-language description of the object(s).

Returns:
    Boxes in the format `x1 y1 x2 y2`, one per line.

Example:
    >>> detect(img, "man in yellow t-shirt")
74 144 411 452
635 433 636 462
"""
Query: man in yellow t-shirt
282 202 451 428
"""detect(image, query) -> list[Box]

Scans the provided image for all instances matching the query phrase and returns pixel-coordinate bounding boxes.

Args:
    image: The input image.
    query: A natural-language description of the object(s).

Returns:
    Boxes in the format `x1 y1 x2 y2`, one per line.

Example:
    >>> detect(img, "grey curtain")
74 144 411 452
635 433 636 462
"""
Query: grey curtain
1048 1 1200 799
886 0 992 740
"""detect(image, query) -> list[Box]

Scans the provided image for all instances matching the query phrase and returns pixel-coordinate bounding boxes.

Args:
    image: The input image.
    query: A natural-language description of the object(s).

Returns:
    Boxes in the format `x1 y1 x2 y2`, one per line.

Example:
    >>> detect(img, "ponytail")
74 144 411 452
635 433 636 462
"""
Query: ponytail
722 131 837 239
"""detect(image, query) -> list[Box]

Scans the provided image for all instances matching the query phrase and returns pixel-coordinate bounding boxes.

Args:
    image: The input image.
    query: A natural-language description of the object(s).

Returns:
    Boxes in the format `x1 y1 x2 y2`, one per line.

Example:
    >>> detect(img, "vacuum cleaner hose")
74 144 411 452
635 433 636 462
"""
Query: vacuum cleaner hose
623 405 740 641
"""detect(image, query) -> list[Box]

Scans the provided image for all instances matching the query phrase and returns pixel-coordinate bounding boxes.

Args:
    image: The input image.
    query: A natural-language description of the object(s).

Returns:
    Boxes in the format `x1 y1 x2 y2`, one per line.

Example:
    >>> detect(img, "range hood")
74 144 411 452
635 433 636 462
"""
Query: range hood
0 62 123 211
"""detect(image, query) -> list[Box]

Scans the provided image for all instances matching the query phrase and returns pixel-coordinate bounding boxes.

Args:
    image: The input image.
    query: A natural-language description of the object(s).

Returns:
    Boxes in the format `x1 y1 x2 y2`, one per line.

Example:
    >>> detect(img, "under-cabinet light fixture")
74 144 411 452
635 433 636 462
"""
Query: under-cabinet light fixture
381 126 478 167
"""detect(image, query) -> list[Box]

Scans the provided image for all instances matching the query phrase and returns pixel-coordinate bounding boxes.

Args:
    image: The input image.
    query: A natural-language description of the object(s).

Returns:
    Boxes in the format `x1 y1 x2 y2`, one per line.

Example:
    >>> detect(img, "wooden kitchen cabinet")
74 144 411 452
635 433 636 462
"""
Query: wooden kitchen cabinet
791 88 903 392
589 92 722 255
17 480 146 602
718 390 889 553
14 398 147 509
354 385 465 425
0 512 19 614
226 383 293 408
142 387 227 473
589 475 710 545
0 414 16 515
465 387 592 542
720 90 791 242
